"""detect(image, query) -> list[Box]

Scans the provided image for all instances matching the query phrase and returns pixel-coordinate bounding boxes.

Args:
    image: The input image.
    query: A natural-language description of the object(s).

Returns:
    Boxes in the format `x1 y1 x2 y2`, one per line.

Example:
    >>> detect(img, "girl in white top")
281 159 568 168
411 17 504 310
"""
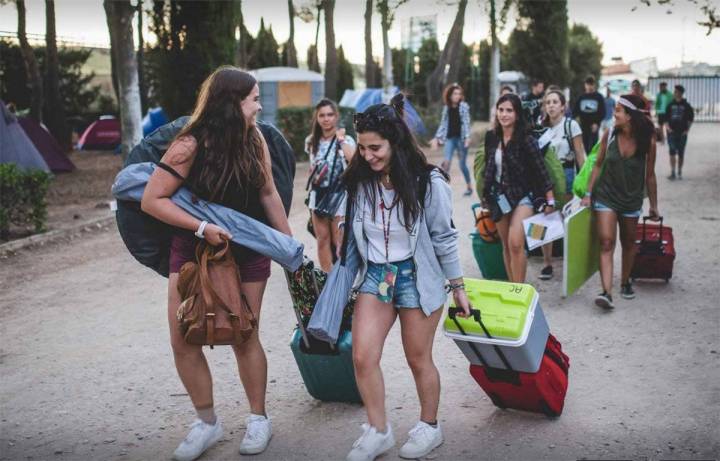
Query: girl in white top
538 89 587 280
305 98 356 272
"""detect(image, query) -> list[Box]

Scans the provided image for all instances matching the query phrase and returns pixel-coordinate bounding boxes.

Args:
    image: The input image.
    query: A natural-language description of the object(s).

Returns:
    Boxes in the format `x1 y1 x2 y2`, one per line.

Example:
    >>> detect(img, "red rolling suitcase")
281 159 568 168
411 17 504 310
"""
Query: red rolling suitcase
631 216 675 282
448 309 569 417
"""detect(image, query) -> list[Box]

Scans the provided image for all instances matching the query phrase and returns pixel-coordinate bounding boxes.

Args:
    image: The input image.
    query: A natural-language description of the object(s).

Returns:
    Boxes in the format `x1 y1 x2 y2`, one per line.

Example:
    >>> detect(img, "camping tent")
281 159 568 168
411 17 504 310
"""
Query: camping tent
250 67 324 125
339 87 426 135
0 102 50 172
142 107 168 136
78 116 121 150
18 117 75 172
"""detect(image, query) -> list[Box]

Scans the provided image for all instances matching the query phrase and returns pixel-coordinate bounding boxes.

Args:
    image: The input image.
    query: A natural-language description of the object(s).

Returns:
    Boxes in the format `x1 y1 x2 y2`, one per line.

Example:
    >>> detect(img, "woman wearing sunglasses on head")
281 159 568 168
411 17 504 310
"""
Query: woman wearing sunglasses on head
342 94 471 461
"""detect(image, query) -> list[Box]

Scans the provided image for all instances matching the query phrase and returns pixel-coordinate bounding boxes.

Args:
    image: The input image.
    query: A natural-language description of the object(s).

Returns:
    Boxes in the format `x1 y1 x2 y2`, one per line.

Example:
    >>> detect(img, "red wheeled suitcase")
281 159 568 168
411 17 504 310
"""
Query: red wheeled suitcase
631 216 675 282
469 335 569 417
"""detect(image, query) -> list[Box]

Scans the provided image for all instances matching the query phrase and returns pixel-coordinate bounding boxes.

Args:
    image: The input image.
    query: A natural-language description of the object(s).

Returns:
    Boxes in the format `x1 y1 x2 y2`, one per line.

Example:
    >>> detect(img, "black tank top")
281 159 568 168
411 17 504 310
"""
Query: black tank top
186 143 268 263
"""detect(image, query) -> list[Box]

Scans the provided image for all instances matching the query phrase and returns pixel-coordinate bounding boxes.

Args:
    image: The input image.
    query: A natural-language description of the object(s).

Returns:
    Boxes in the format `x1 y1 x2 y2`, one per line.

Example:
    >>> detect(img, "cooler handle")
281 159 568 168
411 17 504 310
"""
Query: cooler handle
447 307 515 372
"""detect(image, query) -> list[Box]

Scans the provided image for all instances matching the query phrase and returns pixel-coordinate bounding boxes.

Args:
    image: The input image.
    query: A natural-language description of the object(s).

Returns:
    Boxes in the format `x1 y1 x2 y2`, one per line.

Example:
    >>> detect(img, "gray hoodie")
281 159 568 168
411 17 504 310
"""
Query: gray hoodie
350 170 463 316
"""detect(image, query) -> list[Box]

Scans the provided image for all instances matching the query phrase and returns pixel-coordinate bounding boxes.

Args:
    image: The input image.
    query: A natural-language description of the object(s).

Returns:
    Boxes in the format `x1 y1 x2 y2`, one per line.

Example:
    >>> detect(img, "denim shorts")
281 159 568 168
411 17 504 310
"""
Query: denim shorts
564 167 576 194
359 258 421 308
593 200 642 218
517 195 533 208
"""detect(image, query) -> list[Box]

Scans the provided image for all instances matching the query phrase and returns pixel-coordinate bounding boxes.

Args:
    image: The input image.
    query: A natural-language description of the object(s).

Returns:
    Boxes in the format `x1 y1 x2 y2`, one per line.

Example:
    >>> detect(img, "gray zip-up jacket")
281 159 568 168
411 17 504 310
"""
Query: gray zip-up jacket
350 170 463 316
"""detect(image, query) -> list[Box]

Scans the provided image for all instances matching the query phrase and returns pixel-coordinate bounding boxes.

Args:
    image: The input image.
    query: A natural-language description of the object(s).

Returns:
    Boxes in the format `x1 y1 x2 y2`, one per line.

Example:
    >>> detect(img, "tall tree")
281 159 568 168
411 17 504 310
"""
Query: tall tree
413 37 439 107
506 0 569 87
282 0 298 67
336 44 354 98
364 0 379 87
376 0 407 91
104 0 142 159
323 0 338 99
15 0 43 121
249 19 280 69
136 0 148 113
568 23 603 101
236 0 249 67
426 0 468 105
298 2 323 72
44 0 71 150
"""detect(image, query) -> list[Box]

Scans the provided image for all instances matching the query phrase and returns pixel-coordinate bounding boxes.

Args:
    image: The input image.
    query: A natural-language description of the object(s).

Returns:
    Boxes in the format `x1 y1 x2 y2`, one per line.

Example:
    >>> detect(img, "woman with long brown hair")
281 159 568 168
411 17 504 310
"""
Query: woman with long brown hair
141 67 291 461
305 98 356 271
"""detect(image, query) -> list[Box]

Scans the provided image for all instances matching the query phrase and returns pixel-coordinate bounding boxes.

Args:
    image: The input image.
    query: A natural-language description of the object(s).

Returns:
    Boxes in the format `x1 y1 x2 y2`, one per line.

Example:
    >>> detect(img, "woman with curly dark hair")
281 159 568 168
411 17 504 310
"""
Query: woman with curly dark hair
141 67 291 460
581 94 660 308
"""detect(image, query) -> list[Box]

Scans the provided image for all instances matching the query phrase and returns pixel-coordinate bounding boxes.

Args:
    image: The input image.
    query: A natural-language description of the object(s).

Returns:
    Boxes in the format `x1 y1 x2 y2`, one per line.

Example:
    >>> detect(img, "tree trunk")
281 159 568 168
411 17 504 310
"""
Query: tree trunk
426 0 468 105
137 0 149 114
15 0 43 122
236 0 248 67
380 6 393 91
45 0 71 151
323 0 337 99
104 0 143 160
364 0 375 87
489 0 500 119
285 0 298 67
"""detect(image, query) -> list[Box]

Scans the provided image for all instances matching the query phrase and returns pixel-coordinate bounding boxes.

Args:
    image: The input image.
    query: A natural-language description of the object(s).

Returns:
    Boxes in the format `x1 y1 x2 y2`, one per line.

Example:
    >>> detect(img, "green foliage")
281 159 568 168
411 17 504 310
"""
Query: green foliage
336 45 354 100
506 0 569 87
412 38 440 107
248 19 280 69
568 23 603 101
147 0 238 119
391 48 410 90
276 107 314 160
0 39 101 116
0 164 52 240
307 44 321 72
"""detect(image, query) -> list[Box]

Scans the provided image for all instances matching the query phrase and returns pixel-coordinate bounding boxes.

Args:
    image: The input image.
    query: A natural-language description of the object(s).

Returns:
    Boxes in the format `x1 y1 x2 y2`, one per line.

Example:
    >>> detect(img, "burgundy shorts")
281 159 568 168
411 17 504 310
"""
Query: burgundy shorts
169 232 271 282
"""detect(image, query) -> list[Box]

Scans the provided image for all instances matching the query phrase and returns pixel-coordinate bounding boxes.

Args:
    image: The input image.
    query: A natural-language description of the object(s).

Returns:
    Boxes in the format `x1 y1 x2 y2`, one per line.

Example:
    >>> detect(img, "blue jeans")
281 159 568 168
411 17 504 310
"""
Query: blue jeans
359 258 421 308
443 137 471 184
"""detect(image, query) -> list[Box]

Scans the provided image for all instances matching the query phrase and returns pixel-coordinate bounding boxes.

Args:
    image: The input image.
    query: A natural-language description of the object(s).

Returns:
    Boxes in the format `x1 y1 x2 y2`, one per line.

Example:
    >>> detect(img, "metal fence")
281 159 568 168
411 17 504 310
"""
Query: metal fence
647 76 720 122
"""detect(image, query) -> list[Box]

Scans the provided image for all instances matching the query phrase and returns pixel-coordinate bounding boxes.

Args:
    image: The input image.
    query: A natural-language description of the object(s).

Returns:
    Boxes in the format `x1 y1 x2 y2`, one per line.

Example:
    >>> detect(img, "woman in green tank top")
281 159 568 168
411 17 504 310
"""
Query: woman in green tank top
581 94 660 308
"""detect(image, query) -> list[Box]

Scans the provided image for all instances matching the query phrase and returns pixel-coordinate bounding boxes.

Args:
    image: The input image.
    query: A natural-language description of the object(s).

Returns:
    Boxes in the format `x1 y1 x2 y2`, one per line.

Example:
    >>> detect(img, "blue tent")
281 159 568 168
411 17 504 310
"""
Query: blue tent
339 88 426 135
142 108 168 136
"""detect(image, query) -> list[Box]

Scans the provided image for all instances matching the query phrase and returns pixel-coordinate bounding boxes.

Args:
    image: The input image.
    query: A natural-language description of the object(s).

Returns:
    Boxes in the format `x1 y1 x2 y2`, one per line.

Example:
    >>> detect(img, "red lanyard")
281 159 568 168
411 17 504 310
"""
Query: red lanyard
378 183 399 263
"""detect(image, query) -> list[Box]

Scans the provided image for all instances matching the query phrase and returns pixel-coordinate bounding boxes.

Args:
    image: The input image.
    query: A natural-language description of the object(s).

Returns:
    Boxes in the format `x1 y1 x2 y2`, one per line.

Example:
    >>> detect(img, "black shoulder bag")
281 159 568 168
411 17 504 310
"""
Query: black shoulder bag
313 139 346 219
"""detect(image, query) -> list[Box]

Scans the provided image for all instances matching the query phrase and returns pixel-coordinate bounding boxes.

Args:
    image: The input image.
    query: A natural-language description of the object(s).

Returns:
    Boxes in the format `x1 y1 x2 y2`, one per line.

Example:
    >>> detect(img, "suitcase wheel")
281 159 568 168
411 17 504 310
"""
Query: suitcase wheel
488 393 507 409
540 400 561 418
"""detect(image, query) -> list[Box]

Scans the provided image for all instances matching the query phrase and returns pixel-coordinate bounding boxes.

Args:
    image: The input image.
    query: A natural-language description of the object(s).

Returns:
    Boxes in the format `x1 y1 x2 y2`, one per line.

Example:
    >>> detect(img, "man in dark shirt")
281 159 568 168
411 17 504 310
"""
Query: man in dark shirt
573 76 606 152
522 79 545 129
665 85 695 180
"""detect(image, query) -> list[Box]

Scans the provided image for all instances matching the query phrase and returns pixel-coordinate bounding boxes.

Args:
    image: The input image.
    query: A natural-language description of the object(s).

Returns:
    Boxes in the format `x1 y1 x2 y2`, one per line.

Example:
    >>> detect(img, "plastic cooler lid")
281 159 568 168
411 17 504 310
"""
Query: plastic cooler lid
444 278 536 340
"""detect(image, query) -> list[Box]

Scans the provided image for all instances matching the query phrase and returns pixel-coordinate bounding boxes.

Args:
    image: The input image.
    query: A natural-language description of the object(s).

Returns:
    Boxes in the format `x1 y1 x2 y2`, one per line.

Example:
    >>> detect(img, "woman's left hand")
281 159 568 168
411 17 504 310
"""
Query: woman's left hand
336 128 346 144
648 206 660 221
453 288 471 317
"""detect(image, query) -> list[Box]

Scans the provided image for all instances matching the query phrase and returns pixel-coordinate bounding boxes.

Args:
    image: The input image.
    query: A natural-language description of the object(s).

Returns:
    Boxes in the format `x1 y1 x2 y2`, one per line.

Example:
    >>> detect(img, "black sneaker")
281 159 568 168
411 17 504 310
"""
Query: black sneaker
594 291 615 309
621 282 635 300
677 172 683 180
539 265 553 280
668 173 676 180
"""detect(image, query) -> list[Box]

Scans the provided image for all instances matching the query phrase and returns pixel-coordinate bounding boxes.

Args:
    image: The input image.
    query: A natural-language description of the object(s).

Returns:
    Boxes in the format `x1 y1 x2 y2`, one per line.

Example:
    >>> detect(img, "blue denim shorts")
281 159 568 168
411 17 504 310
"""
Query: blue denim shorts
517 195 533 208
593 200 642 218
359 258 421 308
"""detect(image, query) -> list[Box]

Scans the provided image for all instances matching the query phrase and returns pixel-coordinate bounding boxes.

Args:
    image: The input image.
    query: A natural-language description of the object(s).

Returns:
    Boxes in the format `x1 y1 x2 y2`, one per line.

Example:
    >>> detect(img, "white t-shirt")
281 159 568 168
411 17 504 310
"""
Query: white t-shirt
494 146 503 184
363 185 413 264
547 117 582 161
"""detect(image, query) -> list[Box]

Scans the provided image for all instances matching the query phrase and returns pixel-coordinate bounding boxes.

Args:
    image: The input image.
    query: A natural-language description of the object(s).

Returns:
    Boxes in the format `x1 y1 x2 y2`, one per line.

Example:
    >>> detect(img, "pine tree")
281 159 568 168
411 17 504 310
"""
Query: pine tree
249 19 280 69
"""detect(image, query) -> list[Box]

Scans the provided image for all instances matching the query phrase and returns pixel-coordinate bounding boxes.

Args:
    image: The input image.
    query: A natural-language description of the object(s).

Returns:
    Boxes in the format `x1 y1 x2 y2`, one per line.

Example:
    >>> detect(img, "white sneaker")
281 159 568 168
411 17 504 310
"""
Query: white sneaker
346 423 395 461
399 421 443 459
172 419 223 461
238 414 272 455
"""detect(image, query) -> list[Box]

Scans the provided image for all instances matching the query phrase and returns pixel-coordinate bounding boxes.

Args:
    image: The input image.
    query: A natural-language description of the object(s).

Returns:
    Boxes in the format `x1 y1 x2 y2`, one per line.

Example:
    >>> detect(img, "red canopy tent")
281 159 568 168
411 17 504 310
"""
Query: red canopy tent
78 117 121 150
18 117 75 172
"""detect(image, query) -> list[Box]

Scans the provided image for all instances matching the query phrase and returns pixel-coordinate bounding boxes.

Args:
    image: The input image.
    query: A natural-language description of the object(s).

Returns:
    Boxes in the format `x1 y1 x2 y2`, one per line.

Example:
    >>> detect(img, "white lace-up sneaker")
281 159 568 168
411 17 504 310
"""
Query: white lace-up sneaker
172 418 223 461
399 421 443 459
238 414 272 455
346 423 395 461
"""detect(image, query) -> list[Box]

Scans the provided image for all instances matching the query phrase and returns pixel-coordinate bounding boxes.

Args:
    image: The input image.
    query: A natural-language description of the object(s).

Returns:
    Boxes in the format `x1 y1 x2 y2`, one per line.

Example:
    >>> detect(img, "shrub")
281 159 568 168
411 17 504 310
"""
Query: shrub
0 164 52 240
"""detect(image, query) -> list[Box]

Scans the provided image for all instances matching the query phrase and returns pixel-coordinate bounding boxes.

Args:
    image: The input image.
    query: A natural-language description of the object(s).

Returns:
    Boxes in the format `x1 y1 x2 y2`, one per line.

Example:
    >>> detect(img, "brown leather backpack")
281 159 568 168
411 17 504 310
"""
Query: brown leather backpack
176 240 257 347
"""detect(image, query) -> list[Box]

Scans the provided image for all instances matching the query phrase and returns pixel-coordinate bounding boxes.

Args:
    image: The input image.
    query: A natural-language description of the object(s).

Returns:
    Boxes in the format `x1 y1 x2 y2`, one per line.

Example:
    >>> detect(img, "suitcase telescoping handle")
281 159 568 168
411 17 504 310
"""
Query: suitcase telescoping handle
471 203 483 223
640 215 664 243
284 269 311 349
447 307 515 372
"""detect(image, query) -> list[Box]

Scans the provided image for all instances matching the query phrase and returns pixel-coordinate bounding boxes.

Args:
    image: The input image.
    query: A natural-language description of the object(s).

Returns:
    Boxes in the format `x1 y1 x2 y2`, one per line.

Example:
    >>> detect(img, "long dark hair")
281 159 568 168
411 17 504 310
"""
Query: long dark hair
493 93 528 147
309 98 339 156
443 83 464 107
618 93 655 155
541 89 567 127
177 66 266 201
344 94 438 230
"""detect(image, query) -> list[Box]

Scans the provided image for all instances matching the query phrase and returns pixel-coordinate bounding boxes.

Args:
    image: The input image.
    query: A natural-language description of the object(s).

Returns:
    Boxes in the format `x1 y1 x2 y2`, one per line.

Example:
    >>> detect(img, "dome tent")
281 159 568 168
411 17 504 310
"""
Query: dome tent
78 116 121 151
18 117 75 172
339 88 426 135
0 102 50 172
250 67 325 125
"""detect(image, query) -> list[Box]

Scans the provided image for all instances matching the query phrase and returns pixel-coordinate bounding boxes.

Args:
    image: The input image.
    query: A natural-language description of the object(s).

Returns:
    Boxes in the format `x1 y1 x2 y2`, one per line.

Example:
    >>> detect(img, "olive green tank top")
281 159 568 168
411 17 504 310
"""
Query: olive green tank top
592 132 646 213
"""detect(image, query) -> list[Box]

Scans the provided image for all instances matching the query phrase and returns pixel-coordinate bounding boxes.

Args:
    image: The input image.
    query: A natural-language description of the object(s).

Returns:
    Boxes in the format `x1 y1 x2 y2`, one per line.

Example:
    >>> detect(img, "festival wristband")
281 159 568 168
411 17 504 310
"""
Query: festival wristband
194 220 209 239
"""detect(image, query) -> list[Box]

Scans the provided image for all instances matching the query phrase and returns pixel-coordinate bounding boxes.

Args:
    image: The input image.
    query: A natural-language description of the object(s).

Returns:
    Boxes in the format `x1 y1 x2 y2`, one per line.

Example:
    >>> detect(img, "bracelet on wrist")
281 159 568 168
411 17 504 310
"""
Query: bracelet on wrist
195 220 208 239
445 283 466 293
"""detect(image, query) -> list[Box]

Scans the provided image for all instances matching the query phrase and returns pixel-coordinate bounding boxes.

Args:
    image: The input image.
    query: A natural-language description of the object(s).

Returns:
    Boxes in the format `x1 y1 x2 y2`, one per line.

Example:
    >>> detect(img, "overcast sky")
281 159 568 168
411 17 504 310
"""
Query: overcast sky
1 0 718 71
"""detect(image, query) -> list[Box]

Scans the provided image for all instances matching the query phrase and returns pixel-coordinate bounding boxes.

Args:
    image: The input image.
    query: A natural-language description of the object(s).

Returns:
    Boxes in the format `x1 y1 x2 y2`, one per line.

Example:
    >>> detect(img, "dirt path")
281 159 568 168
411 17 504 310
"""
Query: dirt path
1 124 718 461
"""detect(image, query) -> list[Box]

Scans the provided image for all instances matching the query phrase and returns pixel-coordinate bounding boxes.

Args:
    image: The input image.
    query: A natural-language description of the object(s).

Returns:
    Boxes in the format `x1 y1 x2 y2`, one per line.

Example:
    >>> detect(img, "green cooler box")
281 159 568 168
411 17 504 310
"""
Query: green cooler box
443 278 549 372
470 232 508 280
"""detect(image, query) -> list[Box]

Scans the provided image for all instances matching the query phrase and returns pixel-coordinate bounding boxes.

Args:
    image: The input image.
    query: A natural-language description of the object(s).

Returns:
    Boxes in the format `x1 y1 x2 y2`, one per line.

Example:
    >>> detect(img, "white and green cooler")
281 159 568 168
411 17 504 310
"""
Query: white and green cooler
443 279 549 373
